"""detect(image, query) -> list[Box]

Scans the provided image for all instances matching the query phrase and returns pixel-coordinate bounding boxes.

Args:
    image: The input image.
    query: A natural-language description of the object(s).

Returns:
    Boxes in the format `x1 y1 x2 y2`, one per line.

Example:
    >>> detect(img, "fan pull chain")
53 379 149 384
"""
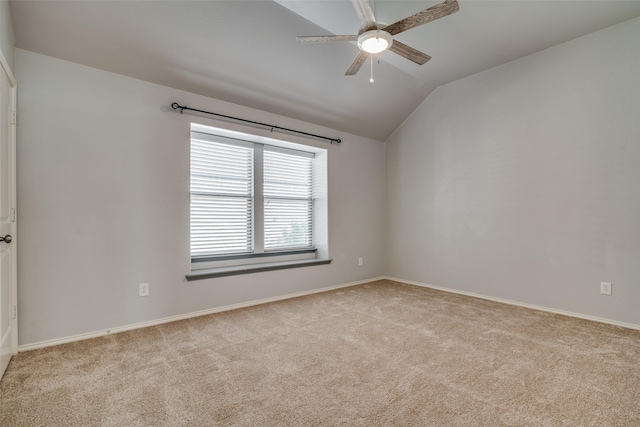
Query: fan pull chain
370 55 374 83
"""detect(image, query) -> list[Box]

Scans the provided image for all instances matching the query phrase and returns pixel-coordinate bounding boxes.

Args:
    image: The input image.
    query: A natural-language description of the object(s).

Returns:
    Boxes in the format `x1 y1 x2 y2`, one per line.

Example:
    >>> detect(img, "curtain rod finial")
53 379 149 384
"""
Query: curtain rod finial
171 102 185 114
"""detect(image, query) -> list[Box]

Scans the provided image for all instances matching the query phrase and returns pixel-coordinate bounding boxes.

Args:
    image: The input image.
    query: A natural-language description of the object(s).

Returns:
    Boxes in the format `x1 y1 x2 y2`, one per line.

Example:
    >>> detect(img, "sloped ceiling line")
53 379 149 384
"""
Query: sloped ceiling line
10 0 640 140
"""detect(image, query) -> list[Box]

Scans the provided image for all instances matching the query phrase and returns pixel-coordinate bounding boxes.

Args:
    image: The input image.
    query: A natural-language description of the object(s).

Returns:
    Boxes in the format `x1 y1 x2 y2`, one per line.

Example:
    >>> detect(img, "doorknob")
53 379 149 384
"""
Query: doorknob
0 235 11 244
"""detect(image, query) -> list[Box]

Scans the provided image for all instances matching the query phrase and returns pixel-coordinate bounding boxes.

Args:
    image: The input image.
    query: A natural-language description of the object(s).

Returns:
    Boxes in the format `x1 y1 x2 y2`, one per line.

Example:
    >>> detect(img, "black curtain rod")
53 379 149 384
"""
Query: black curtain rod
171 102 341 144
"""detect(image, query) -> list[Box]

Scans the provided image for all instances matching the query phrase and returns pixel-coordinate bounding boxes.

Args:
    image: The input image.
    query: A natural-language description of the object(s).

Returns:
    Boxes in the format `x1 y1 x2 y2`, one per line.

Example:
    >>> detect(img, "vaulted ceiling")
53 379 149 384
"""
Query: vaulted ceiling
10 1 640 140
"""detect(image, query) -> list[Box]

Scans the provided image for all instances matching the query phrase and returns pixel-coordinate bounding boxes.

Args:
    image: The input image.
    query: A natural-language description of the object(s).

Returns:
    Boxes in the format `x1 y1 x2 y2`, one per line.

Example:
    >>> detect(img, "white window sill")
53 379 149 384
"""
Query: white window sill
191 249 317 270
186 258 332 280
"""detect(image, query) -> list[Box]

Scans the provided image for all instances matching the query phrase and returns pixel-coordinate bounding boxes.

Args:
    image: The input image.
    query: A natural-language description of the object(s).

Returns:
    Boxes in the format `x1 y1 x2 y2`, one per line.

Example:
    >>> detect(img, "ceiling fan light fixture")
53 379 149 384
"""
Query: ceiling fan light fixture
357 30 393 54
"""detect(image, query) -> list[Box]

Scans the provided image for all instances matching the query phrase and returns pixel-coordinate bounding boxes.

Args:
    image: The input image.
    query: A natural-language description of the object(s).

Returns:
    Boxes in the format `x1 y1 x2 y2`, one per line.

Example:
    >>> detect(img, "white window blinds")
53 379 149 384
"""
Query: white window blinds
190 128 317 260
190 135 253 257
264 148 314 251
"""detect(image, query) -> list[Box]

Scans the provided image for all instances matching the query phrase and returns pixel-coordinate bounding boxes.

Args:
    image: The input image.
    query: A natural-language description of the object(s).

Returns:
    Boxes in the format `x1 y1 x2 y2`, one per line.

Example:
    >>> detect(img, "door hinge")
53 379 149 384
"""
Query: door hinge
12 305 17 319
10 208 16 222
10 111 16 125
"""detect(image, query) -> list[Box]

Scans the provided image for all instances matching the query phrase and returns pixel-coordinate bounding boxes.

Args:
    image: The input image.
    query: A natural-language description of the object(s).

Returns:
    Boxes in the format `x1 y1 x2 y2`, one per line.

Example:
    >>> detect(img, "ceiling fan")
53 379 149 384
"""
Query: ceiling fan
297 0 459 76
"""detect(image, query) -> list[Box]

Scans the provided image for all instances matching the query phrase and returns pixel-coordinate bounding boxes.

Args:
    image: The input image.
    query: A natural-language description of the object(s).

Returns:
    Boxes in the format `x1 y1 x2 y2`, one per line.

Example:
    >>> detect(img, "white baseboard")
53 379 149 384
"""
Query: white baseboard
18 276 386 352
385 276 640 331
22 275 634 352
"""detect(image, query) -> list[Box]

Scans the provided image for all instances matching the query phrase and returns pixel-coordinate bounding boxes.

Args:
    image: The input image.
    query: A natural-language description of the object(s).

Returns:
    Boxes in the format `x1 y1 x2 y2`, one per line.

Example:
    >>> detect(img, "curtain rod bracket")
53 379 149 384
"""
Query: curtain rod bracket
171 102 341 145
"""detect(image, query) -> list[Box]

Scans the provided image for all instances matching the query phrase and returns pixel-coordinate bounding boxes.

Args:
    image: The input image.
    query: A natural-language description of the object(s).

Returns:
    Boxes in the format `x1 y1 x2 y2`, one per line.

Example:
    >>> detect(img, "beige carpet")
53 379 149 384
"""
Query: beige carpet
1 280 639 426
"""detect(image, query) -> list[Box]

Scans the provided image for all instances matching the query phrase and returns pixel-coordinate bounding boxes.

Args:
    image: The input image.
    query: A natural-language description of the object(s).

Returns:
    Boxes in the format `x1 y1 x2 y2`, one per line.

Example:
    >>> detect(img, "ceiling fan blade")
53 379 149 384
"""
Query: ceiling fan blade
296 35 358 43
345 51 368 76
351 0 377 29
382 0 459 36
389 40 431 65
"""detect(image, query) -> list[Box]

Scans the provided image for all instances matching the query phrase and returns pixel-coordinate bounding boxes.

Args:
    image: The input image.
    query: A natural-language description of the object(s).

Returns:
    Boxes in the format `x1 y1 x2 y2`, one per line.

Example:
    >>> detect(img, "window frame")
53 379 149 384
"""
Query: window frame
188 123 329 277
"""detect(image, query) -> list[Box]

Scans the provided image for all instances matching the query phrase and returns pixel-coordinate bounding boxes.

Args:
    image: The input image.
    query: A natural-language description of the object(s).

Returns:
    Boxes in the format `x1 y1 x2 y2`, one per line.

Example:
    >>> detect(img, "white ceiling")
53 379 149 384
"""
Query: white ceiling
10 0 640 141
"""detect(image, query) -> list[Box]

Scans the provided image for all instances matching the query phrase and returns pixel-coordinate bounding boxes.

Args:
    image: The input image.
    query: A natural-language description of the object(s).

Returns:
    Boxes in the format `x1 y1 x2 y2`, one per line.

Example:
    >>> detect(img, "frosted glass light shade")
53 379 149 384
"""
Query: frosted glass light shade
357 30 393 54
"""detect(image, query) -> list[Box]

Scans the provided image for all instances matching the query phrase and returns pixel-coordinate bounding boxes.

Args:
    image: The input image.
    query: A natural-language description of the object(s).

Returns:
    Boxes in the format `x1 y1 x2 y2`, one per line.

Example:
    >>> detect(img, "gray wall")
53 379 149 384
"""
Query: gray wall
16 50 386 346
386 17 640 327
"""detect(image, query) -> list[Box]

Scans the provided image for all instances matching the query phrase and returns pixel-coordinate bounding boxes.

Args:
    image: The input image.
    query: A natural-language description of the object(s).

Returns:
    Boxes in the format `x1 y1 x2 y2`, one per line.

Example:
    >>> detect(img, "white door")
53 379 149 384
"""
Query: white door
0 50 17 380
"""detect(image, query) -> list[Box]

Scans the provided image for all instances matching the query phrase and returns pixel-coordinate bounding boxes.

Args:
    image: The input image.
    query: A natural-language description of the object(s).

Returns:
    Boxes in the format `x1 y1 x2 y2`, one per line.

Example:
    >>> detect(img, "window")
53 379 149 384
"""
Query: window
189 124 329 277
263 148 313 251
191 138 253 257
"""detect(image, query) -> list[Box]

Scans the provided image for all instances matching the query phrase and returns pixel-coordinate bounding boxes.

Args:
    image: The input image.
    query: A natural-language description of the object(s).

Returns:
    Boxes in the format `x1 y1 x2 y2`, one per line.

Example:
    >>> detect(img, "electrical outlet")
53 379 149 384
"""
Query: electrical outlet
358 257 363 266
139 282 149 297
600 282 612 296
